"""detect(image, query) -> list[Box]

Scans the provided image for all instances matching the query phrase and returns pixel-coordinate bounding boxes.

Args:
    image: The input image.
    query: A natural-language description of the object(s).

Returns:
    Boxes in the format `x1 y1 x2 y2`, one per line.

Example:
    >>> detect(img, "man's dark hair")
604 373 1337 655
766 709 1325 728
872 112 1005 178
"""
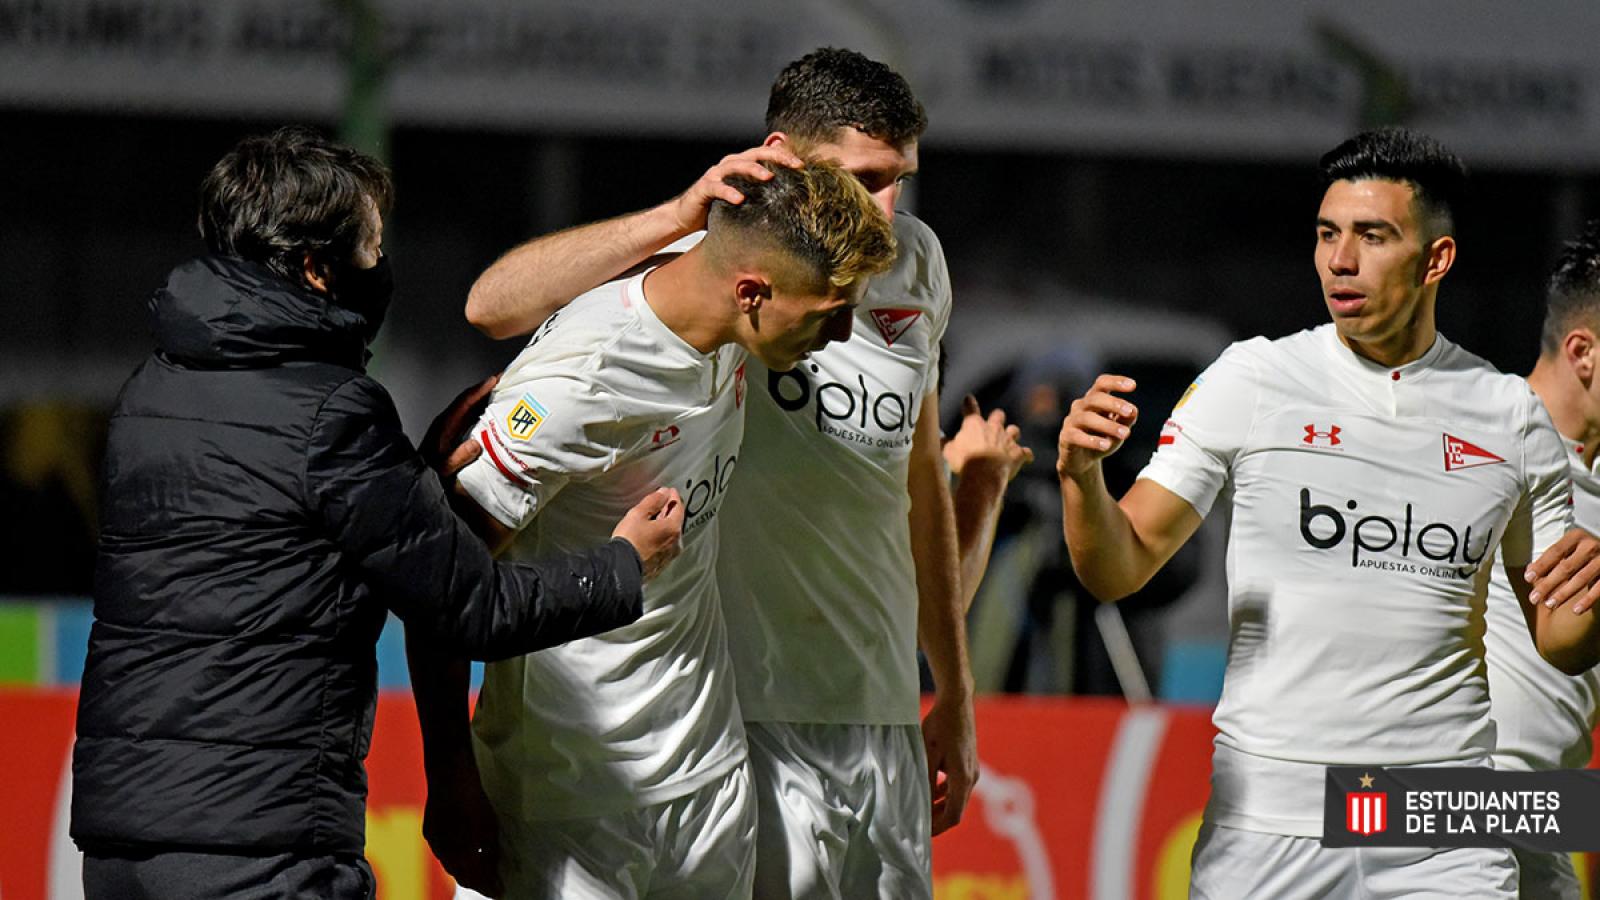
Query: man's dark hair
1319 128 1469 238
765 48 927 148
198 126 393 286
1540 219 1600 356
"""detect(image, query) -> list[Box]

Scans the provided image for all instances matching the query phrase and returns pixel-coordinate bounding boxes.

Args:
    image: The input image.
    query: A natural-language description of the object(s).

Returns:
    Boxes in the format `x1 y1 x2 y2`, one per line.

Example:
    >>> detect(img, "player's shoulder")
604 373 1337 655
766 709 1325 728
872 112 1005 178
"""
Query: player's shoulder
1230 325 1348 377
891 211 943 259
492 284 635 404
1428 334 1543 419
1205 332 1278 376
864 212 949 316
1431 334 1522 386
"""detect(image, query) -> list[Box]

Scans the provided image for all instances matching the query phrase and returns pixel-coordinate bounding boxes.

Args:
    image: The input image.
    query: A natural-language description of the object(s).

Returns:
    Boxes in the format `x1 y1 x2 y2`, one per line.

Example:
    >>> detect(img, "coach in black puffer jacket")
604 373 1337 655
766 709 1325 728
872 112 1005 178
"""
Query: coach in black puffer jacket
71 129 681 897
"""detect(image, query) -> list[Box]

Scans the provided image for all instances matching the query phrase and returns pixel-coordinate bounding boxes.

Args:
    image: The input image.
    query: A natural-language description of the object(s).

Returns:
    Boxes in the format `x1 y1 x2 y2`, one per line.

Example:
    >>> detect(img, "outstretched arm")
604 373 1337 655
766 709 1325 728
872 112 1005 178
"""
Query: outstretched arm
1057 374 1204 601
466 145 803 338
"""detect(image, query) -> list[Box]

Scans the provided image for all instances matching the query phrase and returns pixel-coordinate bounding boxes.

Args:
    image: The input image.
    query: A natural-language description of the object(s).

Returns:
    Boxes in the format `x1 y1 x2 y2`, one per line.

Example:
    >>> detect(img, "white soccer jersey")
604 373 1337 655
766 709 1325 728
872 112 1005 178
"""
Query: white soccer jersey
1486 432 1600 772
1139 324 1572 837
717 212 952 725
456 271 749 821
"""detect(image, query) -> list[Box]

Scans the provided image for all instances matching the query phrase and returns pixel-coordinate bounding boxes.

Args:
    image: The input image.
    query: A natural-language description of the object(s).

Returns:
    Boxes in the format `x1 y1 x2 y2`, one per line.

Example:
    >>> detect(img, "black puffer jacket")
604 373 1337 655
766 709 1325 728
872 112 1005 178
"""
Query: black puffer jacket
71 255 642 856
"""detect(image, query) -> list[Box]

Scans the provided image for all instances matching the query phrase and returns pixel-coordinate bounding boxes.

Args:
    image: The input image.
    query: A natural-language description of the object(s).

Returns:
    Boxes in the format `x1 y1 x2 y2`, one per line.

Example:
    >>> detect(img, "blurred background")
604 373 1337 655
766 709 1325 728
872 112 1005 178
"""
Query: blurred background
3 1 1600 896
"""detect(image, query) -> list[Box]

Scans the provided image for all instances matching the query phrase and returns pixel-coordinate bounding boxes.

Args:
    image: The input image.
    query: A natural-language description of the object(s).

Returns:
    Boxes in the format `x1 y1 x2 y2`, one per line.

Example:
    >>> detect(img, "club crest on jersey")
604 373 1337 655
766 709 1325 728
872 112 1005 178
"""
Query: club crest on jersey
650 424 682 452
735 362 747 409
505 394 549 441
869 308 922 346
1304 423 1342 448
1443 434 1504 472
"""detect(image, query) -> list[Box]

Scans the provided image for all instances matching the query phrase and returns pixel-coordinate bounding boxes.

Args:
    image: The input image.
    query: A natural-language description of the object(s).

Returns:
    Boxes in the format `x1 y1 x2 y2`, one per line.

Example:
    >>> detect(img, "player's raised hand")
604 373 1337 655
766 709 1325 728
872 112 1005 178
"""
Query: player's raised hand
612 488 686 580
1526 527 1600 613
1056 375 1139 479
422 374 499 485
943 394 1034 481
666 145 806 234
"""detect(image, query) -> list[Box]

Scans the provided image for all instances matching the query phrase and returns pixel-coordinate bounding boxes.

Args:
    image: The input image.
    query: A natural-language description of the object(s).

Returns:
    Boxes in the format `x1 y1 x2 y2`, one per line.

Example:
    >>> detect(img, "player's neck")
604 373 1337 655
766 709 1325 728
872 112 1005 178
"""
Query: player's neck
1528 358 1600 465
1338 326 1435 369
640 251 735 356
1337 298 1438 369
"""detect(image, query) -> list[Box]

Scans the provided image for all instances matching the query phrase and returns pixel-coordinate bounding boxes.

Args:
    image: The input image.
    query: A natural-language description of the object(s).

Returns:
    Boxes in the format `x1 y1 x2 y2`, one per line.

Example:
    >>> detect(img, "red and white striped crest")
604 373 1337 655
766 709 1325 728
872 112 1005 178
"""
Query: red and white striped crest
1346 792 1387 835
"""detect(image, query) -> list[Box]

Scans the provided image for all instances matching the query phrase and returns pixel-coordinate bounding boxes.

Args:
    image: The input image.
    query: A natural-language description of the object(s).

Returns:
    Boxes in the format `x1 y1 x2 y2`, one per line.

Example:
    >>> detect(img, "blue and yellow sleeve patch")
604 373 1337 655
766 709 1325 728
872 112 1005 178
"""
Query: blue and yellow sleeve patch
505 393 550 441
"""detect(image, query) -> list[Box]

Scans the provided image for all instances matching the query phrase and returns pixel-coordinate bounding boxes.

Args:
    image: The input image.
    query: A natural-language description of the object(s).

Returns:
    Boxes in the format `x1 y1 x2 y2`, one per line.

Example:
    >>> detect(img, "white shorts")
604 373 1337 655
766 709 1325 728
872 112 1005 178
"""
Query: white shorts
745 721 931 900
1189 822 1517 899
456 762 754 900
1513 848 1580 900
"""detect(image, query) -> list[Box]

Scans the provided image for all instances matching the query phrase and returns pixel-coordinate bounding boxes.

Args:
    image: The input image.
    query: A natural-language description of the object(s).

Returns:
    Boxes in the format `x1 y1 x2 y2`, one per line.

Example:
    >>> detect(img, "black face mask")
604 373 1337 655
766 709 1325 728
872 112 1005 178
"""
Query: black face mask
331 255 394 343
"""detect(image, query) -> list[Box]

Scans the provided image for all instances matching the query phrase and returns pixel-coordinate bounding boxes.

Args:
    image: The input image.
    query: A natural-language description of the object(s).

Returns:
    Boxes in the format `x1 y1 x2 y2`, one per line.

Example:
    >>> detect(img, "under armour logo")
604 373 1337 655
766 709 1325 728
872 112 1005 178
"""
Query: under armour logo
1304 424 1341 446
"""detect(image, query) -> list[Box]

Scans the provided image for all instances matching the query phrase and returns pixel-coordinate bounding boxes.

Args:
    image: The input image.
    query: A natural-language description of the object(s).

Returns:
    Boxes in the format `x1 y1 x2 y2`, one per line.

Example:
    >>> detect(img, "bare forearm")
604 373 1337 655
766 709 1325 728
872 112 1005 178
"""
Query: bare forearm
911 471 974 702
952 462 1010 613
1060 467 1166 601
466 203 686 339
1532 602 1600 675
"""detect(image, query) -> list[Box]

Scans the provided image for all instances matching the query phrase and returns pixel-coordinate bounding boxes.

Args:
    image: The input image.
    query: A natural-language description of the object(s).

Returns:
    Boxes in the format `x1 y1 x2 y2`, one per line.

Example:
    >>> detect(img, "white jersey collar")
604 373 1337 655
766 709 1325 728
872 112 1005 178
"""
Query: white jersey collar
1319 322 1448 382
1558 431 1600 477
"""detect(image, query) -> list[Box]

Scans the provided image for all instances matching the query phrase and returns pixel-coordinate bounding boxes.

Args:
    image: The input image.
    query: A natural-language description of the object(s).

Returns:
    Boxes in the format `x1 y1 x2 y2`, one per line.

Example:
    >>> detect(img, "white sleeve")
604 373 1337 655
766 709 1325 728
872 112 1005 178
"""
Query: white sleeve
1135 340 1263 519
1500 390 1574 568
456 372 620 531
919 225 952 399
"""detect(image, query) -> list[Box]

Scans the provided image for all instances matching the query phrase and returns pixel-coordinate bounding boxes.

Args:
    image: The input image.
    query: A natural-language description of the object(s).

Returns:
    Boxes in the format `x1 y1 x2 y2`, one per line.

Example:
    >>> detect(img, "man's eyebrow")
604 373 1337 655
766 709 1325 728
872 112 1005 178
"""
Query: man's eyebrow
1352 219 1401 234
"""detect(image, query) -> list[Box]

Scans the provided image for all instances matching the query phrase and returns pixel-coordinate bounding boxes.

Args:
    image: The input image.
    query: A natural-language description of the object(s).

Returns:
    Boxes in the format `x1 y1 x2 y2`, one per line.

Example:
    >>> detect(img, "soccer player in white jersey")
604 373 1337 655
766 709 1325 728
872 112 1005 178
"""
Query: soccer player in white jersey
1058 128 1600 898
406 160 896 899
461 49 979 900
1485 220 1600 900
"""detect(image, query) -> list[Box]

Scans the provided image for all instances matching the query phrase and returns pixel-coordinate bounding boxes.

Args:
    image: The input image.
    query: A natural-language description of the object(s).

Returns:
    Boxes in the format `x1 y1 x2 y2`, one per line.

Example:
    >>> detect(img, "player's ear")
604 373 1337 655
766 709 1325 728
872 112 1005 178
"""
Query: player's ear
1421 235 1455 285
734 275 772 313
1566 329 1597 380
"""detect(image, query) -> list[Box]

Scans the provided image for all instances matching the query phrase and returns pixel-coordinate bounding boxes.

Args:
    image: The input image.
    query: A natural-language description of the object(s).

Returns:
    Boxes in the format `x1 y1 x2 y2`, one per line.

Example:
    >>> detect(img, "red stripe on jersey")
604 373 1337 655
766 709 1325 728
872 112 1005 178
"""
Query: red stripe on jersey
1159 435 1175 446
480 429 530 487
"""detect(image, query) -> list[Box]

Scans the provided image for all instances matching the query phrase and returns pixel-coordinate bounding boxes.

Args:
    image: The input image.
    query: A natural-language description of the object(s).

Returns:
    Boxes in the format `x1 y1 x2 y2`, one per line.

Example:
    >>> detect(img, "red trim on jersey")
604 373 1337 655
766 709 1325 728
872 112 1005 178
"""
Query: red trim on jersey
480 429 530 486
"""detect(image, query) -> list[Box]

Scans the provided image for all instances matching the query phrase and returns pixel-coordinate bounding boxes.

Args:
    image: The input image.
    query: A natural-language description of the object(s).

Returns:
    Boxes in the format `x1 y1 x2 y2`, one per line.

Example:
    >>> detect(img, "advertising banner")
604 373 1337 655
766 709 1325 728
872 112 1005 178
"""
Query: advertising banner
0 689 1591 898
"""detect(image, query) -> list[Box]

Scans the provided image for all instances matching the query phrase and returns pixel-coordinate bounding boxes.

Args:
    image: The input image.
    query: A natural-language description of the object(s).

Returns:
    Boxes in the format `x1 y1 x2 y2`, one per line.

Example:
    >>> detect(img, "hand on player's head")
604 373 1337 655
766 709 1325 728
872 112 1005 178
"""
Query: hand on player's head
613 488 686 580
669 145 805 236
1055 374 1138 480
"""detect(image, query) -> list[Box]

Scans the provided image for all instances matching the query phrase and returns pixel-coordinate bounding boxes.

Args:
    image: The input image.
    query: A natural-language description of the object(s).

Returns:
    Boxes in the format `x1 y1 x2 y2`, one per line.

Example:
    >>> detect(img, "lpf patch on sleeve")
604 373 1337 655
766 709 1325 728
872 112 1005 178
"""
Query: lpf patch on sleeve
1174 377 1201 410
505 394 550 441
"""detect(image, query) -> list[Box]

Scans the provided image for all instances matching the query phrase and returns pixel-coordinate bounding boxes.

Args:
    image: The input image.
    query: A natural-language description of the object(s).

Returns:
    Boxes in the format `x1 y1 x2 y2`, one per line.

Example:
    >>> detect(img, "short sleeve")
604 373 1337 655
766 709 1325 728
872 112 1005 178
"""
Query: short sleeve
909 218 952 399
1135 340 1263 519
1501 391 1574 568
457 372 620 531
